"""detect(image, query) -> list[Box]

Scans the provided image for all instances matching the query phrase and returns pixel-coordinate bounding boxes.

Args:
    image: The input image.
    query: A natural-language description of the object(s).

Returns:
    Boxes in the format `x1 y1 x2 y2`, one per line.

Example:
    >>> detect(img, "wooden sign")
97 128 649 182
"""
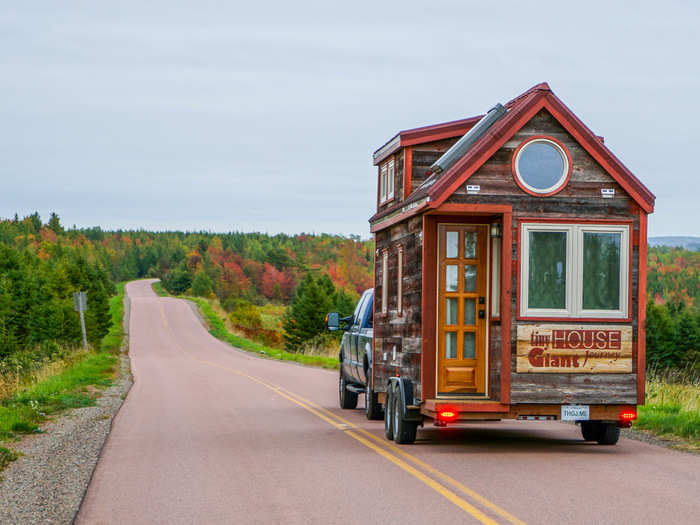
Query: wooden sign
516 324 633 373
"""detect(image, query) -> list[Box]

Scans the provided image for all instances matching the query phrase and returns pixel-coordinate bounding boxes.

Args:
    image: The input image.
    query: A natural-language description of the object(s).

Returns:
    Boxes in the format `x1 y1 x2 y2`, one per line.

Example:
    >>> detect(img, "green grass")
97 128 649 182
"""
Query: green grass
151 280 170 297
0 350 117 441
0 446 19 472
101 282 126 353
0 282 127 470
187 297 339 370
636 371 700 448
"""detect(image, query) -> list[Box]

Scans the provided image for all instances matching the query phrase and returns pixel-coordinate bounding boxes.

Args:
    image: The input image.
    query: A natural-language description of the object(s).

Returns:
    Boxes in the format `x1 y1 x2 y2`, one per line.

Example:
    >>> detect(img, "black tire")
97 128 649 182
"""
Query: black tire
365 381 383 420
580 421 600 441
384 386 394 440
393 385 418 445
338 372 358 410
596 423 620 445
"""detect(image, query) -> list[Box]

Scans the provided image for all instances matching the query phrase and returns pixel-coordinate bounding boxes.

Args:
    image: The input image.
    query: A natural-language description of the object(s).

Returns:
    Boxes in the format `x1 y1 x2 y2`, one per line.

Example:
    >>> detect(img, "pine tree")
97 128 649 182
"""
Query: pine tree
47 212 64 234
192 270 213 297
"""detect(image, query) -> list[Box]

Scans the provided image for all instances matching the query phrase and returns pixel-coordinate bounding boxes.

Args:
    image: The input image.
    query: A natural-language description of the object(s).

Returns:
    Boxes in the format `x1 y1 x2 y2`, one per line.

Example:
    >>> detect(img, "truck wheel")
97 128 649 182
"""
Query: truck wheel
596 423 620 445
365 381 383 420
338 372 358 410
393 390 417 444
384 386 394 440
580 421 600 441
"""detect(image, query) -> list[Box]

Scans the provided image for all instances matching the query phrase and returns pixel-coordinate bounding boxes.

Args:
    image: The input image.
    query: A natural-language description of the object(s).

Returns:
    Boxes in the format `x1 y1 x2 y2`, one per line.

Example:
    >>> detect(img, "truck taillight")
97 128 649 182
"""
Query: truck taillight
620 409 637 422
437 407 458 423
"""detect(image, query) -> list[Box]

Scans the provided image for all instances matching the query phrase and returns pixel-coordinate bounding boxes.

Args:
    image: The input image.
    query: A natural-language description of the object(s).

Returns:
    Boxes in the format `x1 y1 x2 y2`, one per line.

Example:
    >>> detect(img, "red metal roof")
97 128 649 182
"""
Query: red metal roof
370 83 655 229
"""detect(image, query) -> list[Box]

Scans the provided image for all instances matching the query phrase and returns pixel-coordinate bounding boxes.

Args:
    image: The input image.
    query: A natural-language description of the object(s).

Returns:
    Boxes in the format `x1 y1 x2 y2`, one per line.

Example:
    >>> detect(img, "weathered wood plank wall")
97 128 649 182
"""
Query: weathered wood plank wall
373 216 423 396
448 110 640 404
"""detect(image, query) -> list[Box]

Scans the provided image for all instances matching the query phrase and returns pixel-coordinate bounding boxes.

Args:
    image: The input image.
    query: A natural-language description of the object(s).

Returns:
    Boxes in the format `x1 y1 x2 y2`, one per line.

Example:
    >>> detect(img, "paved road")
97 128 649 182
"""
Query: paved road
77 280 700 524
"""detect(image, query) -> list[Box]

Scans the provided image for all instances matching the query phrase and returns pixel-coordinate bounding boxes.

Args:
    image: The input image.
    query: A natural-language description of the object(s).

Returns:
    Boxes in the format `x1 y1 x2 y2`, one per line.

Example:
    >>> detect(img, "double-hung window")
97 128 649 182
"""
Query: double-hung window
379 159 395 204
380 164 387 203
520 223 629 318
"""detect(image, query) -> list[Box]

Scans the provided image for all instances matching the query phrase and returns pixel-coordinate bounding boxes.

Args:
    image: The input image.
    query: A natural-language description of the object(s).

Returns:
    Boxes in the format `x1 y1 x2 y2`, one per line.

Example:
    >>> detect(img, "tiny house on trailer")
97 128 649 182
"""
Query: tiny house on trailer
367 82 654 445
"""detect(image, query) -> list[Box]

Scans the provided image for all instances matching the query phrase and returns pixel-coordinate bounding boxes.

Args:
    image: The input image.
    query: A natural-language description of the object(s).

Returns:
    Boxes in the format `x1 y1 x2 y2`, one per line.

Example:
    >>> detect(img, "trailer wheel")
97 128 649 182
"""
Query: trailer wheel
393 387 417 445
384 385 394 440
365 381 383 420
580 421 599 441
596 423 620 445
339 372 358 410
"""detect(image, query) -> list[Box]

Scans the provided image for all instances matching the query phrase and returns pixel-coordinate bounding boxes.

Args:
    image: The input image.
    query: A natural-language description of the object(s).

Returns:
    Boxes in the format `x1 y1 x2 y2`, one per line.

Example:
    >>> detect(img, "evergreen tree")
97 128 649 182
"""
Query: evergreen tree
192 270 213 297
47 212 64 234
283 273 334 351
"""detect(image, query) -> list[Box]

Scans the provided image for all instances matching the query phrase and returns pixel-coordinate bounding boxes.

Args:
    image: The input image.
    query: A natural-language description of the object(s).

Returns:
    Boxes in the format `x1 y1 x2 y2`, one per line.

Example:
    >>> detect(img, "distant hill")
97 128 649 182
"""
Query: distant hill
649 236 700 251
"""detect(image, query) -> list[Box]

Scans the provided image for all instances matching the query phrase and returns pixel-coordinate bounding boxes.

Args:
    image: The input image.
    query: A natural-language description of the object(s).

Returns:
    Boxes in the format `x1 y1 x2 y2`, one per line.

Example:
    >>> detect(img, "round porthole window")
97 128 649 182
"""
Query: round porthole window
513 137 571 196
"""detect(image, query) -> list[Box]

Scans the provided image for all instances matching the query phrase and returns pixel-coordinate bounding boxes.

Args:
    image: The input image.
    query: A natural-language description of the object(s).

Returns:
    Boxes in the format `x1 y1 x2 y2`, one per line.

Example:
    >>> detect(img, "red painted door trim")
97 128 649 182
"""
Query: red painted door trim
500 212 512 404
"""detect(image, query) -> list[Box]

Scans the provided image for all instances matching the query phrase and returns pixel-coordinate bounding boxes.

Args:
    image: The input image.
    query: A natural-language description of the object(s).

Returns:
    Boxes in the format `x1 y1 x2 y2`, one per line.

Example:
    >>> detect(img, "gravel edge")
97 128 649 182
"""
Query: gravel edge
0 293 134 525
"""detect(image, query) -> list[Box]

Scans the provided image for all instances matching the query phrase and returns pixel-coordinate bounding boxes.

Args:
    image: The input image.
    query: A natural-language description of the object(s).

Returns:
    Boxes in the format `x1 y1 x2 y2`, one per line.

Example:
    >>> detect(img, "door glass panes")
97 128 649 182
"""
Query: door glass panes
528 231 567 309
464 298 476 325
583 232 621 310
464 265 477 292
445 332 457 359
464 231 477 259
446 231 459 258
446 265 458 291
445 298 458 325
463 332 475 359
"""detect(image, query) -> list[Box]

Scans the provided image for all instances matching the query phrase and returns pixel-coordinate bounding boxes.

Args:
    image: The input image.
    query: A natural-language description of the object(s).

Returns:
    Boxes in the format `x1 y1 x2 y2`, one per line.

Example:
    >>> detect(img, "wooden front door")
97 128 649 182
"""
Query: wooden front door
437 224 488 395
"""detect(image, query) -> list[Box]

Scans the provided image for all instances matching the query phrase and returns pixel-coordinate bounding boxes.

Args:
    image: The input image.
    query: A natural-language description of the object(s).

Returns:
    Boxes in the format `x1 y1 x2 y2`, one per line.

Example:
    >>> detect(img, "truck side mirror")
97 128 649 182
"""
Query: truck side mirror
326 312 340 331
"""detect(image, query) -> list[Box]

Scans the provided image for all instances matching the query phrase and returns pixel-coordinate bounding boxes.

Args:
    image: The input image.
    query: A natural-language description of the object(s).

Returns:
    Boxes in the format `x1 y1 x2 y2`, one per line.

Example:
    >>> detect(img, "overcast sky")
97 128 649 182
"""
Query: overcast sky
1 1 698 237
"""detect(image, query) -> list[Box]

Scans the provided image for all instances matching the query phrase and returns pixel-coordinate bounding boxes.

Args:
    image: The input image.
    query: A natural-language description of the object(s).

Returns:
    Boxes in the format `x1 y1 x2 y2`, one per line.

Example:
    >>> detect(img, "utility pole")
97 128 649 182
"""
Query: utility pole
73 291 88 350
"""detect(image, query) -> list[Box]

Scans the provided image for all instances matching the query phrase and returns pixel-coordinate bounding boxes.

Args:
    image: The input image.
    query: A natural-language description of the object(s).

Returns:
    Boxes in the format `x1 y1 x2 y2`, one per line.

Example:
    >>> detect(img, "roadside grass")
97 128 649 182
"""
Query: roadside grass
186 296 339 370
151 280 170 297
0 283 126 471
258 303 286 332
636 367 700 450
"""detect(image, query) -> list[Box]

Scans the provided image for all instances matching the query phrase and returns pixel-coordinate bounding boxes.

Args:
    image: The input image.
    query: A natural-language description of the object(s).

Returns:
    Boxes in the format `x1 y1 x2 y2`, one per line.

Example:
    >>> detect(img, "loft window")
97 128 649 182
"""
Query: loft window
387 159 395 200
380 164 387 203
379 159 395 204
520 223 629 318
513 137 571 196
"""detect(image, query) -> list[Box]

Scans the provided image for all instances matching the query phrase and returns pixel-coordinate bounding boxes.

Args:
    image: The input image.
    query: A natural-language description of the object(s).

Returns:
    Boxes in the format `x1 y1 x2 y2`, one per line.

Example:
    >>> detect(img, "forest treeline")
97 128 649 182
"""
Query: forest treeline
646 246 699 369
0 212 697 370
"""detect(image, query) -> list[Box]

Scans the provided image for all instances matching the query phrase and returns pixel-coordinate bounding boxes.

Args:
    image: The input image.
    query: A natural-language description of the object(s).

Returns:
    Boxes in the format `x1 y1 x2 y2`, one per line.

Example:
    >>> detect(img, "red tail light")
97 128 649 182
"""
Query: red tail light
437 407 458 423
620 408 637 422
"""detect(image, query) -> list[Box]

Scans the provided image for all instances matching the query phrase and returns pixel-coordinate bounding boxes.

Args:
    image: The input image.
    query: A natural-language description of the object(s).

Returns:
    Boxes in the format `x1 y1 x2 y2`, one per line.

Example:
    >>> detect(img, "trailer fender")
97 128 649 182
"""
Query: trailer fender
388 377 422 423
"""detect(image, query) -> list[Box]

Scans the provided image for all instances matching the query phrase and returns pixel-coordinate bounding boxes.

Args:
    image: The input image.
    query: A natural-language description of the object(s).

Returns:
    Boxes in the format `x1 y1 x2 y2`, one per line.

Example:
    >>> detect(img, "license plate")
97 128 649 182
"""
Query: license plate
561 405 589 421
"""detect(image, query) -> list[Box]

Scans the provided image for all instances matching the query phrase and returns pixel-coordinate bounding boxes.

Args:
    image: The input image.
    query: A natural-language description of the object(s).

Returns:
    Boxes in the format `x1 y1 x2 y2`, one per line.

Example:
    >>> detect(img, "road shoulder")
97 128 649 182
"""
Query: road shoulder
0 293 134 524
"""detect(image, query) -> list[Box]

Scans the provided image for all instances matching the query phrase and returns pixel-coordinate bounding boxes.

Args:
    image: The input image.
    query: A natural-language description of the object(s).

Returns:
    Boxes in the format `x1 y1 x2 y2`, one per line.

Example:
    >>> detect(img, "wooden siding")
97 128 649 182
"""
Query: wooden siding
411 138 459 189
373 216 423 396
446 109 640 404
372 108 641 405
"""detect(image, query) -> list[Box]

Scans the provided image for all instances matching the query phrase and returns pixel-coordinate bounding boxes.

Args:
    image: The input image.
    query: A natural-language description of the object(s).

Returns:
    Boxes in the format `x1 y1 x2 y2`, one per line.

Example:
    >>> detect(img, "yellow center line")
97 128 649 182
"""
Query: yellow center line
191 358 517 525
278 388 526 525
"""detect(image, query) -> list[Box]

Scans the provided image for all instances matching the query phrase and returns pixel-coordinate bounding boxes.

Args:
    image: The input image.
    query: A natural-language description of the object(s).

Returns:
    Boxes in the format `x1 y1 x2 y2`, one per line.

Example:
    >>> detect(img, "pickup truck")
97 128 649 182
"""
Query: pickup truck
326 289 383 420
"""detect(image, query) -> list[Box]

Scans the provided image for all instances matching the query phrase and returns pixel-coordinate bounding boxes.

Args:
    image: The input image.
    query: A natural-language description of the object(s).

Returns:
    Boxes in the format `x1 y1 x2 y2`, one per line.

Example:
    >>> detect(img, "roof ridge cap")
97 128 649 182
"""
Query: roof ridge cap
505 82 551 108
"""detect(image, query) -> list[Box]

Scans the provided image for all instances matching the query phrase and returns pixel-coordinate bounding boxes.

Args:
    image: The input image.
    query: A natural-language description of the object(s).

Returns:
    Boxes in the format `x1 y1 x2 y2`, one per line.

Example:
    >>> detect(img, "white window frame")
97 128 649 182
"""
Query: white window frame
381 250 389 314
397 245 403 316
491 237 500 317
380 164 387 203
520 223 629 318
514 138 569 194
387 159 395 200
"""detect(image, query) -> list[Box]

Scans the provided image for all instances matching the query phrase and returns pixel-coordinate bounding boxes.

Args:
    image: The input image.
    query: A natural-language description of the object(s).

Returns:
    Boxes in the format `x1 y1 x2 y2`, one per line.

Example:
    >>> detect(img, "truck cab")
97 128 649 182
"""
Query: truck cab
327 289 383 419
